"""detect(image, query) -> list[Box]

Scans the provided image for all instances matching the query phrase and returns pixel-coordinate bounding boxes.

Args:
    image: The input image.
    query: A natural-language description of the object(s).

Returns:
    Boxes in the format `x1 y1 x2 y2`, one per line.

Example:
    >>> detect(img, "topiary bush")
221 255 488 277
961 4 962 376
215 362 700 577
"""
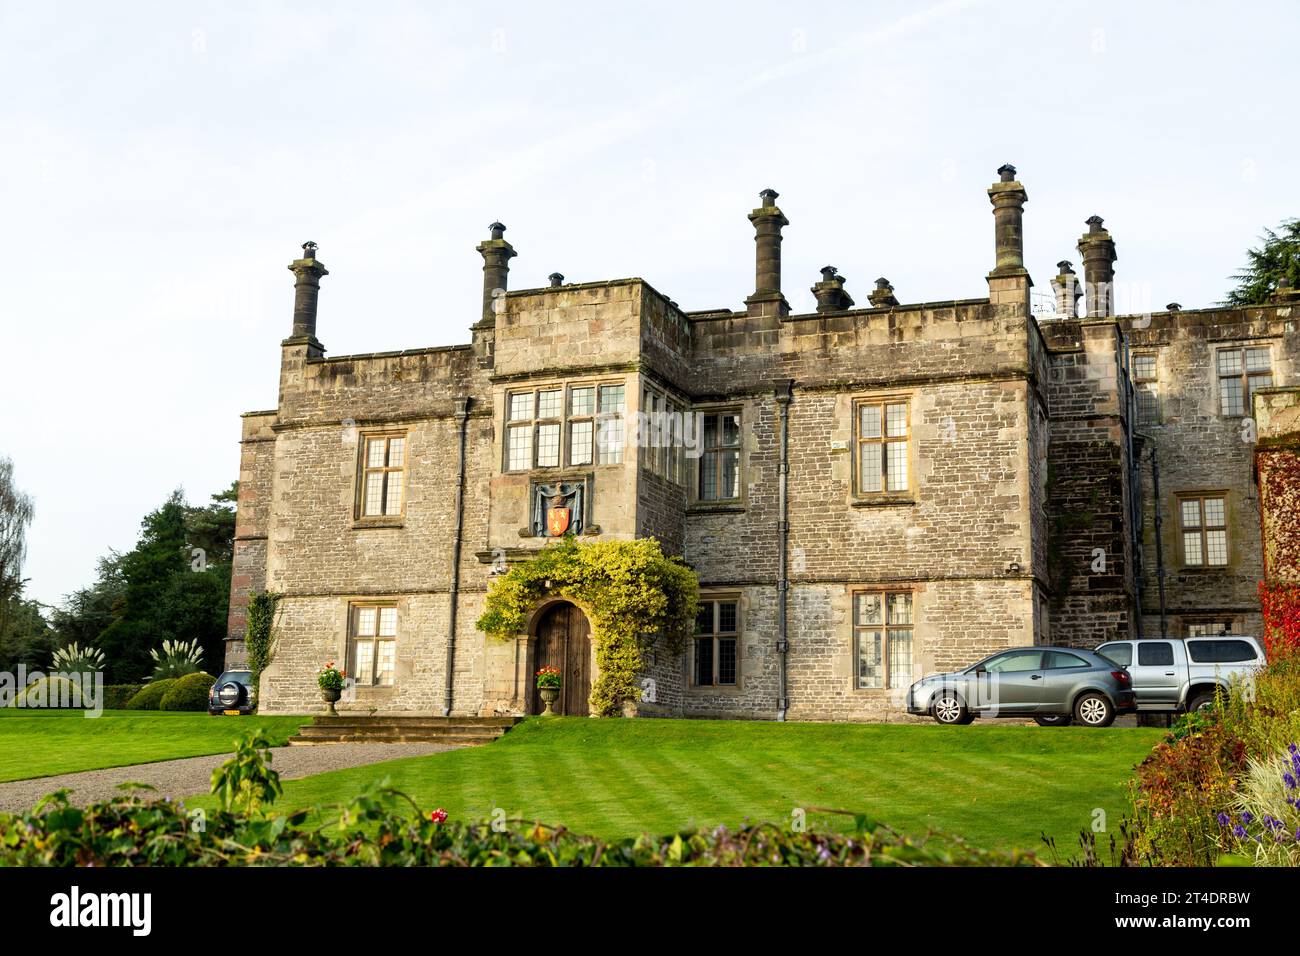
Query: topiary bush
123 678 178 711
159 672 215 711
15 676 89 709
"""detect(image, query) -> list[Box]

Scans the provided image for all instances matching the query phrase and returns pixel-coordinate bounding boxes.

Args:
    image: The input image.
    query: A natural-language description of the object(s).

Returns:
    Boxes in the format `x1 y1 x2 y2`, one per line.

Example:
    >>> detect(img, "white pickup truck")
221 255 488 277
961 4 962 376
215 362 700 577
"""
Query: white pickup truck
1094 636 1265 713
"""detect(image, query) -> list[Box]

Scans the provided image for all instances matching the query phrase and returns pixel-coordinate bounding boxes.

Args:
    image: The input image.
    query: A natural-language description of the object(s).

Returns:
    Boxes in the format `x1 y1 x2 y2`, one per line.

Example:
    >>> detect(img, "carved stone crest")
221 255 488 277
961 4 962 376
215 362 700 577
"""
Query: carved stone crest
529 480 586 538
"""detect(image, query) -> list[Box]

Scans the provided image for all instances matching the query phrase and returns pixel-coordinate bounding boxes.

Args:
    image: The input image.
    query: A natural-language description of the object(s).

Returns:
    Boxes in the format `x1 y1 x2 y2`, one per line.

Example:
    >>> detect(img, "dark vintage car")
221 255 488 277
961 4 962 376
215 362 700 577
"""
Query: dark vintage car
905 646 1137 727
208 670 256 715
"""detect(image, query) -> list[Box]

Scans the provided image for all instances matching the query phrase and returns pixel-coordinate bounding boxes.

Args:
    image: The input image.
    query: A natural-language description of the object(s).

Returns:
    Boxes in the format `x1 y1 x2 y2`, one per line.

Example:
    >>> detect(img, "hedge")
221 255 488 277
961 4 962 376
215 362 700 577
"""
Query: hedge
123 678 179 711
159 672 215 712
103 684 144 710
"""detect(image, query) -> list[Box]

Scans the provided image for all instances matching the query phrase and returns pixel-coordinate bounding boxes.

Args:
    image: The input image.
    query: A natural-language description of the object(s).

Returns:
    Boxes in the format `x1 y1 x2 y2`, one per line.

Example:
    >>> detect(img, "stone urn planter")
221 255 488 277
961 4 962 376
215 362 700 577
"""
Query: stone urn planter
321 687 341 716
536 665 562 716
538 685 561 716
317 662 346 717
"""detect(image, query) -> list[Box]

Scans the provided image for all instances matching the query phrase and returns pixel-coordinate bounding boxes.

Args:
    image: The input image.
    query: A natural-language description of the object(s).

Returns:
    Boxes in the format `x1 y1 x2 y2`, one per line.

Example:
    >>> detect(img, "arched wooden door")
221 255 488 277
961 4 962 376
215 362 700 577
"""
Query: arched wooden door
531 603 592 716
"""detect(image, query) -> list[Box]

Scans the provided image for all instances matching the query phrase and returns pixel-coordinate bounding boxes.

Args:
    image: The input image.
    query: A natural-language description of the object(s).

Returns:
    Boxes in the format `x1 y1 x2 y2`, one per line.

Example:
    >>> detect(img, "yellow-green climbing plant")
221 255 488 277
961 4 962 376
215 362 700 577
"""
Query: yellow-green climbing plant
476 537 699 717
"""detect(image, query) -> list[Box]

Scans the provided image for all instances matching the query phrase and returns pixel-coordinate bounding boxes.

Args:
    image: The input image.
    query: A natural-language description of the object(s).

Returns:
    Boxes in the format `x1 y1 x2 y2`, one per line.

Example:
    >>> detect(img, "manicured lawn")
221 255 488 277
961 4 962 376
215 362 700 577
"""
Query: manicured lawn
0 711 307 782
190 718 1161 854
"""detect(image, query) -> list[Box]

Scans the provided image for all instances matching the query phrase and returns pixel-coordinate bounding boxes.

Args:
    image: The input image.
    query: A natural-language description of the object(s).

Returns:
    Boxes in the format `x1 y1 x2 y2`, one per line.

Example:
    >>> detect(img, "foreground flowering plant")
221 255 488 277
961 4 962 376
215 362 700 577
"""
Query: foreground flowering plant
1215 742 1300 865
535 665 562 689
317 662 346 692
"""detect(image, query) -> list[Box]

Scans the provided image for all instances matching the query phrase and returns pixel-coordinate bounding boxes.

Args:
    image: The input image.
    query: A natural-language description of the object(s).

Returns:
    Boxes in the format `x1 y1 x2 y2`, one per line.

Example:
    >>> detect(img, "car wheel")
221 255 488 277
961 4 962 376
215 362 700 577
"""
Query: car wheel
1074 692 1114 728
931 691 969 726
1034 715 1072 727
1187 689 1219 713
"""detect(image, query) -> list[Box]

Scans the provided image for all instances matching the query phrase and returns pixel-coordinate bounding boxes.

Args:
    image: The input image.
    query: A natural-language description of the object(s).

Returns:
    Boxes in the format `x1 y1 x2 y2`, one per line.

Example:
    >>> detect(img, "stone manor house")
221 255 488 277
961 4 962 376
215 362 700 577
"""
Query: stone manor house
225 165 1300 720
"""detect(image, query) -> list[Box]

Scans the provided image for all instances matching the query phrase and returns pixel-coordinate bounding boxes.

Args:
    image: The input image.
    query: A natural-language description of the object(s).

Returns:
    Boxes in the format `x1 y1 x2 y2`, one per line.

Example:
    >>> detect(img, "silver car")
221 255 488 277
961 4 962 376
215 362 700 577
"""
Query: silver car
905 646 1137 727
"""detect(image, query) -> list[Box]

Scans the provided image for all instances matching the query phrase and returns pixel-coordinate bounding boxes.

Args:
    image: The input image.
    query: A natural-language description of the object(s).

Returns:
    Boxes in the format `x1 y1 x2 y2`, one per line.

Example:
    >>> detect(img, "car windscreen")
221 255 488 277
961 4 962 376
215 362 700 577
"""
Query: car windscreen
217 672 252 684
1187 640 1257 664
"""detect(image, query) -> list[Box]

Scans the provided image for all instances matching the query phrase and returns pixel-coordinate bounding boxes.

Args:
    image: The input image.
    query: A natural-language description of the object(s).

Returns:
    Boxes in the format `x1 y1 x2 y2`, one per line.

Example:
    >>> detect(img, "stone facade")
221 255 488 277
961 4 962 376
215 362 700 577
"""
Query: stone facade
225 172 1297 721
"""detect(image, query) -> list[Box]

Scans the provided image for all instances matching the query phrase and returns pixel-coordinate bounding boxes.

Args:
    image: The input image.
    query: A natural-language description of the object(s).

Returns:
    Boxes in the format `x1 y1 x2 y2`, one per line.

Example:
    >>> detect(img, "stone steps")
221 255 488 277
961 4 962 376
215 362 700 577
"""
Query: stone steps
287 715 522 747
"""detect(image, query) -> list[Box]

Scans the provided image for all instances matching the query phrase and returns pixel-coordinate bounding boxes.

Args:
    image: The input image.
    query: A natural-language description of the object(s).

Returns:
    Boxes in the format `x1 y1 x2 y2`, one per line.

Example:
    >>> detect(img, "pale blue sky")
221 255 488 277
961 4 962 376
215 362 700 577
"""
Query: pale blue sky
2 0 1297 608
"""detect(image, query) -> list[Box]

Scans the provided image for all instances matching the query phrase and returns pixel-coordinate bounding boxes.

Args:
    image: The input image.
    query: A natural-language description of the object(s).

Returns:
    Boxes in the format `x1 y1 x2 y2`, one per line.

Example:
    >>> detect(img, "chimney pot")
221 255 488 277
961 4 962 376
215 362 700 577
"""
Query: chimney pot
548 272 564 288
987 167 1028 276
868 277 898 308
476 222 517 324
1166 302 1182 312
811 266 852 312
1077 217 1118 317
1056 260 1075 274
746 189 789 315
287 240 329 340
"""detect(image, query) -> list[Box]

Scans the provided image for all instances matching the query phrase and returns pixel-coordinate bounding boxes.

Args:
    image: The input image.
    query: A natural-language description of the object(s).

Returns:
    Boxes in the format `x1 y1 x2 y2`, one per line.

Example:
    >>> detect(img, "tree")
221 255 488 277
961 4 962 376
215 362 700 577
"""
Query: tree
63 486 236 682
0 585 57 671
0 457 35 624
1224 218 1300 306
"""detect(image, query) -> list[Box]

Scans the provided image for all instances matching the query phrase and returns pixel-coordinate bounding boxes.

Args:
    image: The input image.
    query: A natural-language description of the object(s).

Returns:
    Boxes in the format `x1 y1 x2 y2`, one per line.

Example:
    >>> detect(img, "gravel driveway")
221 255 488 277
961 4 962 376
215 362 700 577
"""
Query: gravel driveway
0 742 456 813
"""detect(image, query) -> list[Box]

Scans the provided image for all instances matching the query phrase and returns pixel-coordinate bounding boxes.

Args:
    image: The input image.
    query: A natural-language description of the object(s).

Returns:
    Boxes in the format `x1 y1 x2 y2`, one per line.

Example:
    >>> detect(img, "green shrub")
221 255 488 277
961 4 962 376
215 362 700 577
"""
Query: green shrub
14 676 89 709
102 684 144 710
159 672 215 712
123 678 179 711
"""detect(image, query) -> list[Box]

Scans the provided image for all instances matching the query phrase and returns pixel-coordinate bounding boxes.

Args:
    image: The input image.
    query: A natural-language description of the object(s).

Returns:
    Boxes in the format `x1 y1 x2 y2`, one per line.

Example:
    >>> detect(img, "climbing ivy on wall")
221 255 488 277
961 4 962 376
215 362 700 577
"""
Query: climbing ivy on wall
244 590 281 700
476 538 699 717
1258 445 1300 658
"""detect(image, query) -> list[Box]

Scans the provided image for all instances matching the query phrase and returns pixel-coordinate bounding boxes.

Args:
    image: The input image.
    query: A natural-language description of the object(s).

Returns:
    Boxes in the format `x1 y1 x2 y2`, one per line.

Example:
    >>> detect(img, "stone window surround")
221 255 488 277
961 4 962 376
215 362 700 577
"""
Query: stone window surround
849 391 916 505
1131 350 1159 425
688 592 744 694
690 404 744 508
850 586 915 692
1214 342 1273 419
1175 490 1230 569
502 378 627 474
639 382 688 486
352 428 409 528
346 599 399 689
1182 616 1239 638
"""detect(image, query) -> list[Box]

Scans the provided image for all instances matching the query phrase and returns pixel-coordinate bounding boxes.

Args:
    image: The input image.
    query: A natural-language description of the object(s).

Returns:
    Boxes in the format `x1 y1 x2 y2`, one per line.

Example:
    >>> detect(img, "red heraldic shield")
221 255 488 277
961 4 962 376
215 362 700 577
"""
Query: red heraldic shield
546 506 571 537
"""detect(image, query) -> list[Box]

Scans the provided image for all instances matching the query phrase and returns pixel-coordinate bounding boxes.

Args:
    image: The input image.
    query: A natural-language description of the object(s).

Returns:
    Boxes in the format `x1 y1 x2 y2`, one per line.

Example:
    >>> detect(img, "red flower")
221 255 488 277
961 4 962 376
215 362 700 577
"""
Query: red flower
430 808 448 824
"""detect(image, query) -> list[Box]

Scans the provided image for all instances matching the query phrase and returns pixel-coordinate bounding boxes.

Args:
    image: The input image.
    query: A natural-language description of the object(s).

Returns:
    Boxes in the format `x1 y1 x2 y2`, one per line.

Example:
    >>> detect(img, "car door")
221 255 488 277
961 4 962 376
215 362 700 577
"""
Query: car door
1040 650 1095 713
1129 641 1181 704
973 650 1046 715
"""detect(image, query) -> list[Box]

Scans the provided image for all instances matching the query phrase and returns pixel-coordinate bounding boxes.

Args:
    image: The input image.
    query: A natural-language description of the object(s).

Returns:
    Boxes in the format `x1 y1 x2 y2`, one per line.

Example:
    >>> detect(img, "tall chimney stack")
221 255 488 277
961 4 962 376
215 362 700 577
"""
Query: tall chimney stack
1050 260 1082 317
987 164 1028 276
288 241 328 340
746 188 789 316
476 222 516 323
1077 215 1117 317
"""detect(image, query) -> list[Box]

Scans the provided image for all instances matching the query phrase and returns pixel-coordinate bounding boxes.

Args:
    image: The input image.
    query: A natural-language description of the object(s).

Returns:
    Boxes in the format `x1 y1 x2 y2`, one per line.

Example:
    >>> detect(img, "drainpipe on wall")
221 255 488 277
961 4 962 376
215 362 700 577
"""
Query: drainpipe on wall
1147 439 1169 639
442 397 471 716
775 380 793 721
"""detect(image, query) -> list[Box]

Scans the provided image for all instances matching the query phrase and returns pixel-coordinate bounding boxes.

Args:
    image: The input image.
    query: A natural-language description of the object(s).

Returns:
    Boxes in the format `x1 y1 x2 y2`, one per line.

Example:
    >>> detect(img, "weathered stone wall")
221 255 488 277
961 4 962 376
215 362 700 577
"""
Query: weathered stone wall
1039 318 1136 647
224 412 276 666
1123 305 1298 637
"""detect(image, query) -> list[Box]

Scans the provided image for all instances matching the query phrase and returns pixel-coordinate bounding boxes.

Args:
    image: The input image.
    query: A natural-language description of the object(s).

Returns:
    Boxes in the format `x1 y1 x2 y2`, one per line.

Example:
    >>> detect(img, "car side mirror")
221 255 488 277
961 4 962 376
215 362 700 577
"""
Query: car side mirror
974 666 987 675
